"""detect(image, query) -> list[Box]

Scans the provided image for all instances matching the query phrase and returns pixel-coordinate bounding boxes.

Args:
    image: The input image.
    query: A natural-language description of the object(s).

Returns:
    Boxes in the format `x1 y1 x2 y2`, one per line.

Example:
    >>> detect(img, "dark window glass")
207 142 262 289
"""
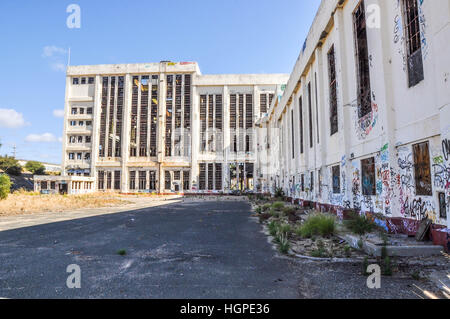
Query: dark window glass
362 157 376 196
332 165 340 194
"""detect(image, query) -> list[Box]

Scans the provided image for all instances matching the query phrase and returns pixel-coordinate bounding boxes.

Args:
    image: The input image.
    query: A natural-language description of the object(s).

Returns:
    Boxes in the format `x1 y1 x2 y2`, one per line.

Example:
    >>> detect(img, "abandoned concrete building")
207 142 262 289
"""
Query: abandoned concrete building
33 61 289 195
256 0 450 237
35 0 449 239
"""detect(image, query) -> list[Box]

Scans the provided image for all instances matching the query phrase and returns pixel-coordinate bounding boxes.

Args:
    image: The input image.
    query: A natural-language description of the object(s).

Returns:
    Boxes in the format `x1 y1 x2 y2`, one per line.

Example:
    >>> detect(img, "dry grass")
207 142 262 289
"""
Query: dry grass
0 190 131 216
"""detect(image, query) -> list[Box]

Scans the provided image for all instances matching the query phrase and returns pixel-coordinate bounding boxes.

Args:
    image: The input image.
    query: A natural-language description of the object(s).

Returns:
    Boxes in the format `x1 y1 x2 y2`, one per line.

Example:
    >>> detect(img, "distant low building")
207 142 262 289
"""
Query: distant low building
18 160 62 173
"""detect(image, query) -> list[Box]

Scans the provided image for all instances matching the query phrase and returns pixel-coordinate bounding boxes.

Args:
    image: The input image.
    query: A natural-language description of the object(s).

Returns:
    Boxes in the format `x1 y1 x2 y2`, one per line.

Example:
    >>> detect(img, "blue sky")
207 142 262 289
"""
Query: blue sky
0 0 321 164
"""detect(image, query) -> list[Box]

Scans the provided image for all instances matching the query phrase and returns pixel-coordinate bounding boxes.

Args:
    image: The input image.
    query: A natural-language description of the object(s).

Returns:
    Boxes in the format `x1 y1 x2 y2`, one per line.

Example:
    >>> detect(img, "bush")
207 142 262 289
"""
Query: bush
0 174 12 200
344 213 376 235
297 214 336 238
0 156 22 176
255 206 263 214
272 201 285 211
310 239 328 258
25 161 46 175
274 187 285 198
262 203 272 212
282 206 296 216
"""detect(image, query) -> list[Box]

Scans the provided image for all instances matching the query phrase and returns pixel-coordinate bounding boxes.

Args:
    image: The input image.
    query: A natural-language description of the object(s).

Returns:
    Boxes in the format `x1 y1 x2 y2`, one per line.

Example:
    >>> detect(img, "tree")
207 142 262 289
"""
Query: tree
25 161 46 175
0 156 22 176
0 174 11 200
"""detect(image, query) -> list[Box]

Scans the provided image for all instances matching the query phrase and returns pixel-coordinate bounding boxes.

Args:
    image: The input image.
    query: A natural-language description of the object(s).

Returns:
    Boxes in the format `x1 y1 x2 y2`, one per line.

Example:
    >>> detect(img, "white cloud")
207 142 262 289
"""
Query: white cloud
58 137 63 143
25 133 58 143
42 46 67 58
53 109 65 118
0 108 28 128
51 62 66 72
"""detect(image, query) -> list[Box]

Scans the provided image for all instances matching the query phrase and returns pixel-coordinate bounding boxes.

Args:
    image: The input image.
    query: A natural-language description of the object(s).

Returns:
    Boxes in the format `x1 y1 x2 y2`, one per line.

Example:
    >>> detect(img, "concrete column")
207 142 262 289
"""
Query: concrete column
90 75 102 180
121 74 132 192
191 83 200 191
61 76 71 176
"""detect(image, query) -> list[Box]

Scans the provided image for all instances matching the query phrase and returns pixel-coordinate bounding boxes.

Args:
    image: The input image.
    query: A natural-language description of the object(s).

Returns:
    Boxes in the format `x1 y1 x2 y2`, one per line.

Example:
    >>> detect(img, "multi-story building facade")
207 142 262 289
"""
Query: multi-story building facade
257 0 450 235
55 62 288 194
35 0 449 245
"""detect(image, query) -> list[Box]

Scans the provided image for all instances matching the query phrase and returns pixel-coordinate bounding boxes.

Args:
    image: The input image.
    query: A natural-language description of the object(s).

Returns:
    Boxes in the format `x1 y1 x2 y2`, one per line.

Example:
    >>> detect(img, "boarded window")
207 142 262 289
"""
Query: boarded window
402 0 424 87
361 157 376 196
438 192 447 219
413 142 432 196
328 46 338 135
332 165 340 194
353 1 372 119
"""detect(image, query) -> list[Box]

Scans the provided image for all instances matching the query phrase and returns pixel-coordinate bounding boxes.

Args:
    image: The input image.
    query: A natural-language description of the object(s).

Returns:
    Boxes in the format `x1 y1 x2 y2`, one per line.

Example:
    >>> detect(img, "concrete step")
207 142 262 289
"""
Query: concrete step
339 233 444 257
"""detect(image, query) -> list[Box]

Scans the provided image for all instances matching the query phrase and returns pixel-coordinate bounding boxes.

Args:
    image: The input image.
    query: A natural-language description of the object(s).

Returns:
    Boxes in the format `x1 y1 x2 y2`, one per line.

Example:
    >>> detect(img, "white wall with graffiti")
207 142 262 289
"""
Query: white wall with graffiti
257 0 450 228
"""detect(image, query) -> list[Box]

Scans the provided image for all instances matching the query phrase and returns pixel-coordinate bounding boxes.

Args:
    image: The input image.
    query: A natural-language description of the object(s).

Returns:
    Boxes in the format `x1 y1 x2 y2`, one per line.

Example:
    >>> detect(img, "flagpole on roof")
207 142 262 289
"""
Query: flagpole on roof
67 47 71 67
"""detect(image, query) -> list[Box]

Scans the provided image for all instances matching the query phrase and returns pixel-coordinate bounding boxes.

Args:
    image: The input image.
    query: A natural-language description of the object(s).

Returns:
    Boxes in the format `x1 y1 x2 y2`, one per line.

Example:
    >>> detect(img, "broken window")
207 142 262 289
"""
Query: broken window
86 136 91 143
130 76 139 157
199 163 206 191
71 108 77 115
299 97 304 154
166 75 173 157
361 157 376 196
332 165 340 194
230 94 237 153
164 171 171 190
106 171 112 190
98 171 105 190
51 182 56 190
413 141 432 196
208 163 214 190
183 171 190 191
353 1 372 119
260 94 267 114
139 171 146 190
310 171 314 192
99 77 108 157
245 163 254 191
69 153 75 160
72 78 79 85
328 46 338 135
114 171 121 190
200 95 207 152
291 109 295 159
149 171 156 190
84 153 90 160
402 0 424 87
301 174 305 192
129 171 136 190
315 73 319 144
88 77 95 84
41 181 48 190
308 82 313 148
81 78 86 85
87 107 92 115
215 164 222 191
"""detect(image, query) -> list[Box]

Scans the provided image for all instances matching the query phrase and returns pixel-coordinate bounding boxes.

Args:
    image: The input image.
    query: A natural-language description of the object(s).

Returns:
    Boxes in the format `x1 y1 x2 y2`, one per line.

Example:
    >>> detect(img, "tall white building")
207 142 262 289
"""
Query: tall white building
57 62 288 194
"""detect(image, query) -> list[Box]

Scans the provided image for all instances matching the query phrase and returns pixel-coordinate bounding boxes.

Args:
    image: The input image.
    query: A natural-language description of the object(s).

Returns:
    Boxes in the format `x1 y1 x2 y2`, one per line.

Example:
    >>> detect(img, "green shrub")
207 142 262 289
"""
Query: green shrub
268 221 279 236
362 257 369 276
297 214 336 238
25 161 46 175
278 233 290 254
117 249 127 256
272 201 285 211
255 206 263 214
0 156 22 176
282 206 296 215
0 174 12 200
310 240 328 258
262 203 272 212
274 187 285 198
344 213 376 235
